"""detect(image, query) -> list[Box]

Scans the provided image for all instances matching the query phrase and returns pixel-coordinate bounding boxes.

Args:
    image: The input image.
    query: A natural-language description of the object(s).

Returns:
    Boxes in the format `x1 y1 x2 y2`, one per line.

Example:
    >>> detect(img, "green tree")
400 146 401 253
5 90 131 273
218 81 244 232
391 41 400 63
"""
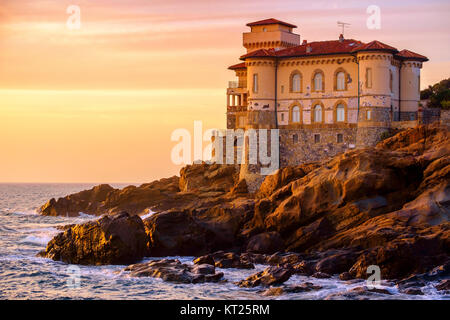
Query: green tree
420 78 450 110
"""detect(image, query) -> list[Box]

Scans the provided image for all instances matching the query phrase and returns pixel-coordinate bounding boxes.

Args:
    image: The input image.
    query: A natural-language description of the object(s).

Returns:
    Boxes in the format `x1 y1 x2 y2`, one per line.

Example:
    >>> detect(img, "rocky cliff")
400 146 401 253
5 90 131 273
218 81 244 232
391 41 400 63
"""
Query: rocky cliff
38 124 450 286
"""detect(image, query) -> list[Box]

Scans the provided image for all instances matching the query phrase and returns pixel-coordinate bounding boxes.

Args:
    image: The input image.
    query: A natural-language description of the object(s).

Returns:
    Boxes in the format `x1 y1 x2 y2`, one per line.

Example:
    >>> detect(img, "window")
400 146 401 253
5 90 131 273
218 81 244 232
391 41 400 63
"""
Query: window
281 85 284 93
389 70 393 93
252 74 258 93
292 106 300 123
313 72 323 91
314 134 320 143
293 134 298 143
366 110 372 120
281 113 285 122
336 104 345 122
238 116 246 127
366 68 372 88
291 73 301 92
336 71 346 91
337 133 343 143
314 104 322 123
263 27 267 32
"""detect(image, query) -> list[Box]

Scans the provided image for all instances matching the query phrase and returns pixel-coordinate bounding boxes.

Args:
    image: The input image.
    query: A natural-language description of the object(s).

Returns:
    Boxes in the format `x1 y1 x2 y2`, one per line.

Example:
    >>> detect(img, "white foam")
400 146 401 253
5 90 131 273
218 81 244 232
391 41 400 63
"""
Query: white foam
140 209 157 220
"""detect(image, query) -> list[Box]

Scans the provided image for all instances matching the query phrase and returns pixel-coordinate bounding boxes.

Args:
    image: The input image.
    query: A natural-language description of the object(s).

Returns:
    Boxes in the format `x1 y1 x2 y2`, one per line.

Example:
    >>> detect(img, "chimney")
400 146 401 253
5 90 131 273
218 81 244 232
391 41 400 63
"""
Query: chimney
339 34 344 42
306 45 312 53
302 40 307 45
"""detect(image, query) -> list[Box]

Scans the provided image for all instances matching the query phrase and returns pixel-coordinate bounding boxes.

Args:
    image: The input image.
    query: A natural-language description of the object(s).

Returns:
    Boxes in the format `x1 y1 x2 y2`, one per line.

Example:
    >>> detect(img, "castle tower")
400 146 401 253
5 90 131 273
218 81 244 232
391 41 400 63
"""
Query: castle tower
355 42 397 147
243 19 300 52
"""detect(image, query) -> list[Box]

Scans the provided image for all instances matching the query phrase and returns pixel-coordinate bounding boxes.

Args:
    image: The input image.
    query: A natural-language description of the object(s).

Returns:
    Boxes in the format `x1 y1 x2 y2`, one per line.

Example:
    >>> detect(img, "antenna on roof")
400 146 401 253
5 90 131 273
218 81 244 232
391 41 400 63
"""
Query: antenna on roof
337 21 351 37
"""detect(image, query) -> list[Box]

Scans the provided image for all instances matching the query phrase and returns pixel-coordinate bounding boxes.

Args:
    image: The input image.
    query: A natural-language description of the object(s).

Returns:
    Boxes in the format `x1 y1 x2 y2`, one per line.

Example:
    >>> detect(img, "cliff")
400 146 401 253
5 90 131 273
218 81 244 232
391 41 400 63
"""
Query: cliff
38 123 449 286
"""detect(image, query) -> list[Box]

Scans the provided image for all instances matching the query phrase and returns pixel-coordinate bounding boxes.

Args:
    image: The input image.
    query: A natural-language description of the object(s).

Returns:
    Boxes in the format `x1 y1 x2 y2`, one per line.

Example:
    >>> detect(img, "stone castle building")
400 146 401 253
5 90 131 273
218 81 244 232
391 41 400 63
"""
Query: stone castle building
221 18 429 190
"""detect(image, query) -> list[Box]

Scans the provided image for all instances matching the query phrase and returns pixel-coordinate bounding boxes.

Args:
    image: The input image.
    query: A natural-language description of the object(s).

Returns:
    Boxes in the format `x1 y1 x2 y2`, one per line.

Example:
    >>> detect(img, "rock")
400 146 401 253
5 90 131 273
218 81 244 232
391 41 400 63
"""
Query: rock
212 252 254 269
246 232 284 254
236 266 293 288
292 261 314 275
402 288 424 295
38 212 148 265
435 279 450 291
124 259 224 284
144 202 253 257
339 272 353 281
260 283 322 296
193 255 215 266
312 272 331 279
229 179 248 196
315 250 359 275
179 163 238 193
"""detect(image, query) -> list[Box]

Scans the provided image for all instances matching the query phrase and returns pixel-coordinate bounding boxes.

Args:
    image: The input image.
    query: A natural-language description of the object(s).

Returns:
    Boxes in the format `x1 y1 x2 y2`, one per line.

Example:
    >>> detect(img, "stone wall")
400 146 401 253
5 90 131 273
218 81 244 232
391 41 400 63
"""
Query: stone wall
279 126 357 167
441 110 450 127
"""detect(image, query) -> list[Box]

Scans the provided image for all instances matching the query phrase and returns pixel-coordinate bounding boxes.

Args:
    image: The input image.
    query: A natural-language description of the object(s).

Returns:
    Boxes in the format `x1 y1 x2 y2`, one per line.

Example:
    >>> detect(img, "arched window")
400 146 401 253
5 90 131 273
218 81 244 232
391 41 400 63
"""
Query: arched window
292 106 300 123
293 134 298 143
314 104 322 123
291 73 301 92
313 72 323 91
336 104 345 122
336 72 346 91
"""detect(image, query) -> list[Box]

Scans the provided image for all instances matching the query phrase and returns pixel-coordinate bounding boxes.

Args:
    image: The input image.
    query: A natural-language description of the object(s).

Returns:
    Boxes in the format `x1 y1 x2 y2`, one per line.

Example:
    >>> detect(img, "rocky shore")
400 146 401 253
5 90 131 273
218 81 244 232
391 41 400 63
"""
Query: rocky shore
38 124 450 295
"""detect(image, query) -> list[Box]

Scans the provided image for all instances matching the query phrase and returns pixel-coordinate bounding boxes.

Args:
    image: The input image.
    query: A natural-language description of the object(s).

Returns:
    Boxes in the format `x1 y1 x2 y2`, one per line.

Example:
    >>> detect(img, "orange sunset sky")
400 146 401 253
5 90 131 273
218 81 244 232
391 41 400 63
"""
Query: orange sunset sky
0 0 449 183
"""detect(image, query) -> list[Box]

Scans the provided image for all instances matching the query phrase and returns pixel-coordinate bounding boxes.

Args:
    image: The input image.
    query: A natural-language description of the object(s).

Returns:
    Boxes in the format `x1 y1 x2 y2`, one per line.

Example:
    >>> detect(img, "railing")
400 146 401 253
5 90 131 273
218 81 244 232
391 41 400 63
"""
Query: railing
228 81 247 89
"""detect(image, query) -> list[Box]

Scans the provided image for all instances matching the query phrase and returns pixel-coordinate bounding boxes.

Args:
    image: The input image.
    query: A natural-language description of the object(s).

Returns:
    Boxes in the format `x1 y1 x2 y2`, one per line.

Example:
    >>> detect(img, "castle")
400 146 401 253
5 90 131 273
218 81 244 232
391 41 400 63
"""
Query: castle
220 18 429 191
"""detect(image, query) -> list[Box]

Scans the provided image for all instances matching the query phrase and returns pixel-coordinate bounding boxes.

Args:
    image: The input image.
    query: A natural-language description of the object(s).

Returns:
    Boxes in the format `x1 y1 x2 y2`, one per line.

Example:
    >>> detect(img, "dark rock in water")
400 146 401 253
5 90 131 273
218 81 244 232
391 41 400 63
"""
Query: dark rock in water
38 211 148 265
312 272 331 279
261 282 322 296
246 231 284 254
339 272 353 281
402 288 424 295
292 260 315 275
193 255 215 266
212 251 254 269
315 250 359 275
435 279 450 291
236 266 293 288
124 259 224 284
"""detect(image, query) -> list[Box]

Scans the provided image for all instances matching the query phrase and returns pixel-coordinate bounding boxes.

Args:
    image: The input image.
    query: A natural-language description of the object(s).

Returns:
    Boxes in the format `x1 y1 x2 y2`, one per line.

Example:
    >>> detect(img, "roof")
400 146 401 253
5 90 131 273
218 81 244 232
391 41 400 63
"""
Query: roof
246 18 297 29
355 40 398 53
396 49 429 61
238 38 427 62
228 62 246 70
240 48 277 60
276 39 364 58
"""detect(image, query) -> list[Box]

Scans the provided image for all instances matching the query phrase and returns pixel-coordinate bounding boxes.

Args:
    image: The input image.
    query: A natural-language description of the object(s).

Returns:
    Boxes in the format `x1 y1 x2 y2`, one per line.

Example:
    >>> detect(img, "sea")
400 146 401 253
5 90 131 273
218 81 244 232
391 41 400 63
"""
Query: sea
0 183 447 300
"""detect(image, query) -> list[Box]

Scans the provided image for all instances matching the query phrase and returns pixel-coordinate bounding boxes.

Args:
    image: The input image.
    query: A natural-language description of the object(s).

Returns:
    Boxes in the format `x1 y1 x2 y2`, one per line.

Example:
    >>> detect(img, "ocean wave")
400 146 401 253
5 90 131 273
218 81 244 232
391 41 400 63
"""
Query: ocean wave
140 209 157 220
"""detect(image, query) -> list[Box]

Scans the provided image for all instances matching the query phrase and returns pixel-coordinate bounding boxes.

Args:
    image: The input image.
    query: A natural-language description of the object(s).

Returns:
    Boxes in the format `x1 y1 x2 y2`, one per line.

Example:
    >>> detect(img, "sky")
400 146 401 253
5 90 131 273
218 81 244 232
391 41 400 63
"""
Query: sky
0 0 449 183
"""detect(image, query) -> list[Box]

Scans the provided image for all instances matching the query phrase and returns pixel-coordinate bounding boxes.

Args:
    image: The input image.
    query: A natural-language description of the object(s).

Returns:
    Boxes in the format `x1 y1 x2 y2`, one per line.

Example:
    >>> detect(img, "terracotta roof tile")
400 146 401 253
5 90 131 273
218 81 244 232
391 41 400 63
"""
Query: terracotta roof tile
354 40 398 53
228 62 246 70
275 39 364 58
246 18 297 29
396 49 428 61
240 48 277 60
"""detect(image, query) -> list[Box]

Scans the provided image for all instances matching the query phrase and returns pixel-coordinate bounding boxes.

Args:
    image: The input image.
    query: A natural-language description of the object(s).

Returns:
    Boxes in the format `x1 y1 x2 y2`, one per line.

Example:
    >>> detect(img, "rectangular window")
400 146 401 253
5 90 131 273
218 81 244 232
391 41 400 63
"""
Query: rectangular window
252 74 258 93
238 116 246 127
337 133 343 143
367 110 372 120
314 134 320 143
281 85 284 93
366 68 372 89
281 113 285 122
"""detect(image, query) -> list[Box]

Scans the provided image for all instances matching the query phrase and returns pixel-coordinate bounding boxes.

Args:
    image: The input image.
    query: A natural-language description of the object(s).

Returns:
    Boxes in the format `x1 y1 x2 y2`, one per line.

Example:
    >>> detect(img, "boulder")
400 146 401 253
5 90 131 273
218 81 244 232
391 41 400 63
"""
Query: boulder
38 212 148 265
246 232 284 254
236 266 293 288
124 259 224 284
